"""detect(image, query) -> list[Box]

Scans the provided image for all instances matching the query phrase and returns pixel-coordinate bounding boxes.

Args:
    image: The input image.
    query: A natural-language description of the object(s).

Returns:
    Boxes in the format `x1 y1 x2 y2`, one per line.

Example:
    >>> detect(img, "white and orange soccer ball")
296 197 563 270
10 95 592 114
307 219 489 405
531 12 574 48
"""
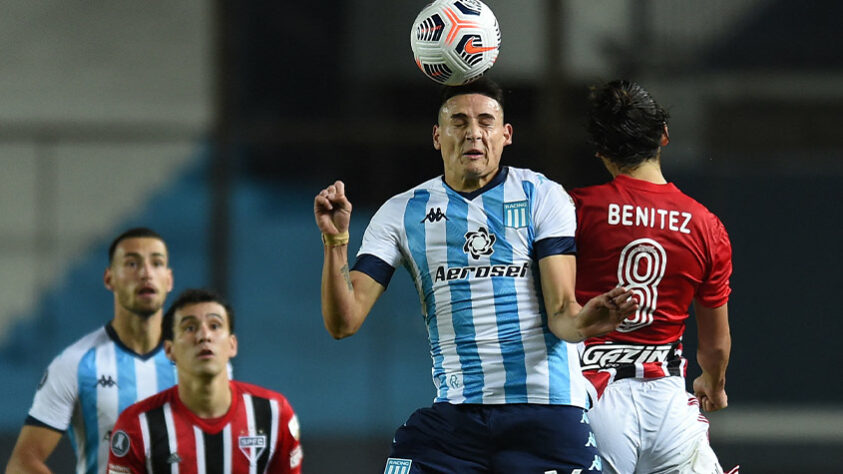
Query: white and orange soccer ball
410 0 501 86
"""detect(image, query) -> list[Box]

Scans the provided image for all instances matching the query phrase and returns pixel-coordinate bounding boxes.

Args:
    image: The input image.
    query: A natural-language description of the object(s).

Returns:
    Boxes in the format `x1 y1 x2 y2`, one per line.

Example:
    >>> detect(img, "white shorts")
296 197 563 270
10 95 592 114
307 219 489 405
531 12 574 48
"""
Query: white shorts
588 376 724 474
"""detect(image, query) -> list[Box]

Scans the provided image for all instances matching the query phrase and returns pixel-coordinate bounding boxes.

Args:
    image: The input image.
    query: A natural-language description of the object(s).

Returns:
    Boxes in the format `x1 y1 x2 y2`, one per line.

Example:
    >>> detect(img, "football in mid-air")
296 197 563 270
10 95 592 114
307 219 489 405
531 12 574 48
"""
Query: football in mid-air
410 0 501 86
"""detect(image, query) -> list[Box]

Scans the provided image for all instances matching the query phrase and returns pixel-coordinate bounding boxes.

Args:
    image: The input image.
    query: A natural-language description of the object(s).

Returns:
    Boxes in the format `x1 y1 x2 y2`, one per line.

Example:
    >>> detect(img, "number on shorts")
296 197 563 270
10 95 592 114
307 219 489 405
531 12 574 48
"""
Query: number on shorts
616 238 666 332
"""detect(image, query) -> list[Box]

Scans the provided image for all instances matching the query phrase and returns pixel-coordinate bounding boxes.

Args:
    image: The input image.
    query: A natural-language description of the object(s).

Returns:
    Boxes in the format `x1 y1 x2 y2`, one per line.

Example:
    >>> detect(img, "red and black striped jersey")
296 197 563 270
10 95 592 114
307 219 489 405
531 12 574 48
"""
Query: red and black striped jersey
107 381 302 474
570 175 732 397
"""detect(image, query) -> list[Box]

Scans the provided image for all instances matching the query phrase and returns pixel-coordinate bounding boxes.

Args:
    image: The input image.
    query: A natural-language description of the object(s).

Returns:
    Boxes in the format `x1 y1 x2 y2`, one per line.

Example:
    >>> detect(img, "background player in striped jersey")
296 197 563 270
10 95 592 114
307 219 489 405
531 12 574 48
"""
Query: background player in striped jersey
314 78 637 473
6 228 177 474
106 288 302 473
570 80 736 473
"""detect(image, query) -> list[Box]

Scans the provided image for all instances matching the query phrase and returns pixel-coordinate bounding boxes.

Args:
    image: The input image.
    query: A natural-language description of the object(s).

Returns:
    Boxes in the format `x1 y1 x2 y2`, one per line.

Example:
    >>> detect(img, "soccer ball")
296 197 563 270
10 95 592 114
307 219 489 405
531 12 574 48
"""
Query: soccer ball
410 0 501 86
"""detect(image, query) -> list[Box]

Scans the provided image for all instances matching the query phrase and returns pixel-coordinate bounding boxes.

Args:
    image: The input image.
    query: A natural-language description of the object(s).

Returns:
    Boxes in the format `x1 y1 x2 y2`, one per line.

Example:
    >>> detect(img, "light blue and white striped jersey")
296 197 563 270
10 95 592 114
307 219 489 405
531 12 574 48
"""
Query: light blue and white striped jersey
27 324 177 474
355 167 590 407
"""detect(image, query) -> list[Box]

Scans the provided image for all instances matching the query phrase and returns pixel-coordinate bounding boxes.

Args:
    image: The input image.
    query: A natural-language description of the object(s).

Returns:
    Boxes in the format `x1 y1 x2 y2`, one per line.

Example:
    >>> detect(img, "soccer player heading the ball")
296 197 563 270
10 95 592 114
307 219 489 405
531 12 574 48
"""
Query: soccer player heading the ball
314 77 638 473
106 289 302 473
570 79 736 474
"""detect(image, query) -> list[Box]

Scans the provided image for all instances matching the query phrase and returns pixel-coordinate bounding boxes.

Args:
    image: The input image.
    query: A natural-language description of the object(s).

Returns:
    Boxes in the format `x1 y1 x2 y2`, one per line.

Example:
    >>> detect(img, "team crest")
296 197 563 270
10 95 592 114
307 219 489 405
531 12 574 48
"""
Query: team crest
110 430 131 457
384 458 412 474
238 435 267 465
504 200 530 228
463 227 496 259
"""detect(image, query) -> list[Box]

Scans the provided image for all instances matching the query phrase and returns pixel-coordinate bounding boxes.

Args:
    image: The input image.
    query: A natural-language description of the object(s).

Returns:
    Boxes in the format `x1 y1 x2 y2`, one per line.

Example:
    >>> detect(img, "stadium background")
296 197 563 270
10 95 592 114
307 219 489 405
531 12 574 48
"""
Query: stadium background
1 1 841 472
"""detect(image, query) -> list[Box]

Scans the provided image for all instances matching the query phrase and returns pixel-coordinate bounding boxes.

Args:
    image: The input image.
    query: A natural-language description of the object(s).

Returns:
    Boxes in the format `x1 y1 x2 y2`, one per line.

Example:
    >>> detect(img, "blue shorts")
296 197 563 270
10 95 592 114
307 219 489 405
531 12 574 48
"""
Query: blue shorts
385 403 602 473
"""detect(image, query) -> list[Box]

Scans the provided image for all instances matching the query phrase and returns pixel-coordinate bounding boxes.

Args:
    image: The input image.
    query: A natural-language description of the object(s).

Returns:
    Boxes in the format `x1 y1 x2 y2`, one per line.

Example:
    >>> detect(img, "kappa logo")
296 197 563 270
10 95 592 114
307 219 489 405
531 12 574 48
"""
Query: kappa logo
166 452 182 464
384 458 412 474
421 207 448 223
463 227 495 259
96 375 118 388
110 430 130 457
239 435 267 465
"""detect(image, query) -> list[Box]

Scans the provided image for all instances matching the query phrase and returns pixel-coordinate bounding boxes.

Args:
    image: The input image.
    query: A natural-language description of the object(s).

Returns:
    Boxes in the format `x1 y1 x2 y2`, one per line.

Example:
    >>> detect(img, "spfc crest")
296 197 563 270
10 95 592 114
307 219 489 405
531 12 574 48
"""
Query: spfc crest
238 435 267 465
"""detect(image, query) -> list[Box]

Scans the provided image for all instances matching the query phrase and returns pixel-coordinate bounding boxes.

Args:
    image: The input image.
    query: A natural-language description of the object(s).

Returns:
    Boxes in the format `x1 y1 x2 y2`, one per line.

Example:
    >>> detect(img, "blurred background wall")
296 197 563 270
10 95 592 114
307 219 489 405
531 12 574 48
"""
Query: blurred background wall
1 1 841 472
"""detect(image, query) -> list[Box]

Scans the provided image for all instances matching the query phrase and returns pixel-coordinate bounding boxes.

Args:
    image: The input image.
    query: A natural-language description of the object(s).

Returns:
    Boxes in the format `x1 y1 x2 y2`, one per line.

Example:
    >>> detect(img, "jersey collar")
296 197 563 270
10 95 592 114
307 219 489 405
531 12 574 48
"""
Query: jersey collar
442 166 509 200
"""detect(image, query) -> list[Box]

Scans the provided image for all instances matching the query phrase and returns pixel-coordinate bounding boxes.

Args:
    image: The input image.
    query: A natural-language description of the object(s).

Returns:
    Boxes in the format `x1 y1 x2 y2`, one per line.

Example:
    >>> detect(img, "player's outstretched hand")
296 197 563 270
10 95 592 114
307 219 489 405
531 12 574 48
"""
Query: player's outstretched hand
693 374 728 412
314 180 352 235
577 287 638 339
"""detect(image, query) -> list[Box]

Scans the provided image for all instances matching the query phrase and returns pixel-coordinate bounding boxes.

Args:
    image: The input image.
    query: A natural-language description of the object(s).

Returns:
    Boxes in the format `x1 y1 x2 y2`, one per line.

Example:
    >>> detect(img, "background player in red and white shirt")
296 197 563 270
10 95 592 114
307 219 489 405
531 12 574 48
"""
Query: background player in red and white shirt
107 288 302 473
570 80 737 474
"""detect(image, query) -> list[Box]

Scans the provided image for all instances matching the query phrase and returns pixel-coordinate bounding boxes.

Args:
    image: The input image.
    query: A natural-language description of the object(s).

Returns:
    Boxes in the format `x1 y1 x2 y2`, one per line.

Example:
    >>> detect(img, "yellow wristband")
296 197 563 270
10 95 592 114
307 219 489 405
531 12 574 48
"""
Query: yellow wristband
322 231 349 247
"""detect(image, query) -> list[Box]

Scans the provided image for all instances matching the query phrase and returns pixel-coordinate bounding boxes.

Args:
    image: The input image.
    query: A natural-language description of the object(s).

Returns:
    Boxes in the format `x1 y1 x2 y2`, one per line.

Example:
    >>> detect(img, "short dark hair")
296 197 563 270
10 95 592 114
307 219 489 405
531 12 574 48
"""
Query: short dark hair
587 80 670 168
162 288 235 341
108 227 166 263
438 77 505 119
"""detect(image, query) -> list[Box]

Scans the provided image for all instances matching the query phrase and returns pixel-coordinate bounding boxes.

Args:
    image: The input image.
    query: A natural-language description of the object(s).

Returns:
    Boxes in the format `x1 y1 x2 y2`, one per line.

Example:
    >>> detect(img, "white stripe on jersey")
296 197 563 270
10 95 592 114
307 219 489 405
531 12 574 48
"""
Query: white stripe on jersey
269 399 280 463
243 394 257 474
222 425 233 473
163 403 180 474
194 425 205 474
139 412 153 473
134 357 158 400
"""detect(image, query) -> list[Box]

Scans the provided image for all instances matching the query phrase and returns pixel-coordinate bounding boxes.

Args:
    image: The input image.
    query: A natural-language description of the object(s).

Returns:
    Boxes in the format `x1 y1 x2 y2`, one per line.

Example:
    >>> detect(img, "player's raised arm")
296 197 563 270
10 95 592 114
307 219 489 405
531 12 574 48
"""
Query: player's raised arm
314 180 384 339
693 301 731 412
538 254 637 342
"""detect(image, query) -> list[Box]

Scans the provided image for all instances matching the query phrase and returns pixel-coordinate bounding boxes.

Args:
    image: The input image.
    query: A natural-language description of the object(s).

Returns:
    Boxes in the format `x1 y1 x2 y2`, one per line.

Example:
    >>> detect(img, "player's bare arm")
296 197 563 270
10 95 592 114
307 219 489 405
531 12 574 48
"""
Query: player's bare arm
693 301 731 412
539 255 638 342
5 425 62 474
315 180 385 339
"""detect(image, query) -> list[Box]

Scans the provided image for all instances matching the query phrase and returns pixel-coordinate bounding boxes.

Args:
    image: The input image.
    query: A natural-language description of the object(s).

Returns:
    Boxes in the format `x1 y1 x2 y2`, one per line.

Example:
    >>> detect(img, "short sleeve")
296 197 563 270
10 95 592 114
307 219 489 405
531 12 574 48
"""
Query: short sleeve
26 350 80 432
696 216 732 307
356 198 405 269
532 180 577 241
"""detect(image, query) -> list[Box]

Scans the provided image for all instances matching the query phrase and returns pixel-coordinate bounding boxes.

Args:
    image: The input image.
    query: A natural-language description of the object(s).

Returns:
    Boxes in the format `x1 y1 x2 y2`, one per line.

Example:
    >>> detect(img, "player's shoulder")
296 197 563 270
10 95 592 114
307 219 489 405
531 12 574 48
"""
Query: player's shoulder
372 176 446 217
233 380 290 404
48 325 110 368
505 166 559 187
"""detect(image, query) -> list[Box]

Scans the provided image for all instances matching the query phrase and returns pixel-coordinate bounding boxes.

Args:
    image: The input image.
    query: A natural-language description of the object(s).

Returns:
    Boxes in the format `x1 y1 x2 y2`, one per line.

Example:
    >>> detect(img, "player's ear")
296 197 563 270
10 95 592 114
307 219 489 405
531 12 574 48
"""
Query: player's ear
228 334 238 359
503 123 513 145
164 340 175 362
165 268 174 293
104 267 113 291
433 124 441 150
660 124 670 146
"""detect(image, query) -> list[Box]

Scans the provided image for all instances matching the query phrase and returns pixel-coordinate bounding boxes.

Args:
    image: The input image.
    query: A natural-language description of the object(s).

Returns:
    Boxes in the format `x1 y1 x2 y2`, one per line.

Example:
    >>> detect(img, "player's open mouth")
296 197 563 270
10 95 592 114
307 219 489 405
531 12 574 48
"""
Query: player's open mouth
197 349 214 359
138 287 157 296
463 149 484 158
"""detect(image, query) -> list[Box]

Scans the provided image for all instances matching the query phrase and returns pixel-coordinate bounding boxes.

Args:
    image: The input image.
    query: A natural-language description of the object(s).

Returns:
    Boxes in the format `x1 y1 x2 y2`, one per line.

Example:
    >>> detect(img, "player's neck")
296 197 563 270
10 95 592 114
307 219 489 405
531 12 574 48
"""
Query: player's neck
178 375 232 419
445 166 498 193
603 156 667 184
111 309 163 355
622 161 667 184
